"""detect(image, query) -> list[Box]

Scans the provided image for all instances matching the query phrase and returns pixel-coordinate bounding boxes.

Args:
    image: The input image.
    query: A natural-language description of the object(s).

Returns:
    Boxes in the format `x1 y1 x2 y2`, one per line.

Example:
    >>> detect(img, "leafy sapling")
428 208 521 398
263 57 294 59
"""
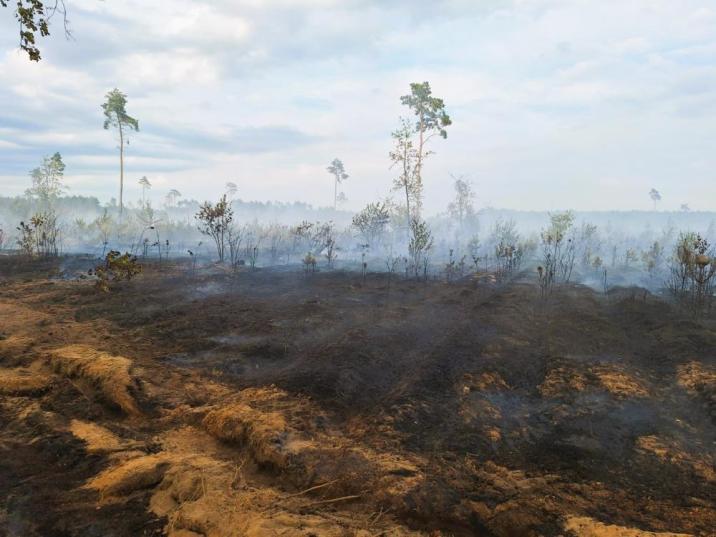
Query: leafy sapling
196 195 233 263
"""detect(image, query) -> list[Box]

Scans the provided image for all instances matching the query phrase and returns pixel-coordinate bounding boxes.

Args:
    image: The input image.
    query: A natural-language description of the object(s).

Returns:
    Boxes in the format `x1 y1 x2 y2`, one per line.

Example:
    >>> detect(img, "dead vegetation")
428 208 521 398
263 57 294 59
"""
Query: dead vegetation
563 516 692 537
0 364 53 395
87 454 172 500
48 344 141 416
68 419 143 453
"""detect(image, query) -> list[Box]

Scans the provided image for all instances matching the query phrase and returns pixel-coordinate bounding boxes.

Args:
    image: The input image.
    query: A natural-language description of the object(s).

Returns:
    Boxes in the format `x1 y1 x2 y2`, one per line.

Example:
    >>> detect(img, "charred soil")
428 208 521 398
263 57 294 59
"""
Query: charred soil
0 258 714 536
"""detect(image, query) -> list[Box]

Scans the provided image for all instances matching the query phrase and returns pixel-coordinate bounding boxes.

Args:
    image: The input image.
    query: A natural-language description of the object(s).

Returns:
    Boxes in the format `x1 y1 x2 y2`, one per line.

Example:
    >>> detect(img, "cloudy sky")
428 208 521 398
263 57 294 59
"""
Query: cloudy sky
1 0 715 213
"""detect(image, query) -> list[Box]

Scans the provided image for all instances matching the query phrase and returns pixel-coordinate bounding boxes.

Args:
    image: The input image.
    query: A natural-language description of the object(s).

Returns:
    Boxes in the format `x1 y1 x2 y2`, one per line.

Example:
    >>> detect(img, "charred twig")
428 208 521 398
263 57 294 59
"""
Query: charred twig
303 494 361 507
369 505 386 524
283 478 340 499
229 458 247 493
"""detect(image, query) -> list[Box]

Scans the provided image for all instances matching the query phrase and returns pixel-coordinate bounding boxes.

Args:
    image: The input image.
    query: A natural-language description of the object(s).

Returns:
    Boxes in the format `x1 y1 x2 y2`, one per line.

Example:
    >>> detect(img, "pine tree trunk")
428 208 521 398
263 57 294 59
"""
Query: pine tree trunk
415 114 425 219
404 182 411 224
119 122 125 215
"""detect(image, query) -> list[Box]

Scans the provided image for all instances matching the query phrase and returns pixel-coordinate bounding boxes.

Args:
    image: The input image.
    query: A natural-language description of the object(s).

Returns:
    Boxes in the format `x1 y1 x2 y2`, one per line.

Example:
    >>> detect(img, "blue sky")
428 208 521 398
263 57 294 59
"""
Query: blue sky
1 0 715 213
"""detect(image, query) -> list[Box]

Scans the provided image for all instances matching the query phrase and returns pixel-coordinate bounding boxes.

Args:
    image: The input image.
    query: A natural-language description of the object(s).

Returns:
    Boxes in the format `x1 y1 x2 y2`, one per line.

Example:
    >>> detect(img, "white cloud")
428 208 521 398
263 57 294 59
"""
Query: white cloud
1 0 715 211
112 50 221 90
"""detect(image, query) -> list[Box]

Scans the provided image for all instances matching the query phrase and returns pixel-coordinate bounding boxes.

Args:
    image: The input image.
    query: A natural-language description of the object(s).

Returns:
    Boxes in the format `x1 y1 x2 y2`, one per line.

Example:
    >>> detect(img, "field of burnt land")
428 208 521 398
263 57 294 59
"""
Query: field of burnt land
0 257 714 537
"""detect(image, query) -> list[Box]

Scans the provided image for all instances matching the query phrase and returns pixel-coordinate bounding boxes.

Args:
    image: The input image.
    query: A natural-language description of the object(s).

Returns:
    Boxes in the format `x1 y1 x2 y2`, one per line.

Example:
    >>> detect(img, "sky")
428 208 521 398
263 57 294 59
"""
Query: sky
1 0 715 214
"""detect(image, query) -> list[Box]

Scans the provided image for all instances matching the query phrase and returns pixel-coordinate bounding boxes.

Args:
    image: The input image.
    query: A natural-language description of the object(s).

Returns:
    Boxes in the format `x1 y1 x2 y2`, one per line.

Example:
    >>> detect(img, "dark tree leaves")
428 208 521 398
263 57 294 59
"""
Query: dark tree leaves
2 0 69 61
400 81 452 139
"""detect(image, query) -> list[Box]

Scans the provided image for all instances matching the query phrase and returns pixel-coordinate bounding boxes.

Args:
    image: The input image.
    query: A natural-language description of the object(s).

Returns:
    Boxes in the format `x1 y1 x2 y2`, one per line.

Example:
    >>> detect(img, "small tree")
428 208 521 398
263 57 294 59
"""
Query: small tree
195 195 233 262
93 251 142 293
326 159 349 209
467 234 481 271
623 247 639 269
226 224 245 271
302 252 317 274
26 152 66 208
93 209 113 257
226 182 238 199
16 213 60 257
408 218 433 278
266 224 287 264
290 221 314 262
165 189 181 207
102 88 139 215
495 243 522 281
667 232 716 315
352 201 390 250
243 225 264 270
324 235 337 267
642 240 665 282
311 222 338 266
649 188 662 211
36 212 60 257
138 176 151 206
447 174 476 237
577 222 600 268
488 219 520 265
385 251 400 288
540 211 576 292
390 118 419 225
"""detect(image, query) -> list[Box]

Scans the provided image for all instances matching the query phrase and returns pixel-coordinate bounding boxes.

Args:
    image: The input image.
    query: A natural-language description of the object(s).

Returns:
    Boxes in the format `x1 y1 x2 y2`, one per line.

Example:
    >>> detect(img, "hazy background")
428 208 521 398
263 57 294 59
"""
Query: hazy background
1 0 715 214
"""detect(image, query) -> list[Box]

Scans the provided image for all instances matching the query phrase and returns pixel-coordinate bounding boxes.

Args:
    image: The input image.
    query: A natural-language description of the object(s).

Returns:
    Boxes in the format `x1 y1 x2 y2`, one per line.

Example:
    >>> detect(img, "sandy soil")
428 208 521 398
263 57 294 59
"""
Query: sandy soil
0 257 714 536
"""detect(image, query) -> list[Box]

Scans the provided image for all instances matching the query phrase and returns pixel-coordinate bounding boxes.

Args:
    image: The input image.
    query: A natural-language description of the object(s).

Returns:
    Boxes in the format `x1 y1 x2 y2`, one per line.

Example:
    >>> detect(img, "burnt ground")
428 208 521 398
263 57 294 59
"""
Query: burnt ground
0 257 714 537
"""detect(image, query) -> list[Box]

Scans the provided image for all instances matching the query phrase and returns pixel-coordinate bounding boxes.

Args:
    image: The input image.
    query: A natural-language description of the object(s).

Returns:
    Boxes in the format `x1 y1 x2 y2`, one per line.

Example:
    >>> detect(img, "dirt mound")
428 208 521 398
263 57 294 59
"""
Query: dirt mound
48 344 142 416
